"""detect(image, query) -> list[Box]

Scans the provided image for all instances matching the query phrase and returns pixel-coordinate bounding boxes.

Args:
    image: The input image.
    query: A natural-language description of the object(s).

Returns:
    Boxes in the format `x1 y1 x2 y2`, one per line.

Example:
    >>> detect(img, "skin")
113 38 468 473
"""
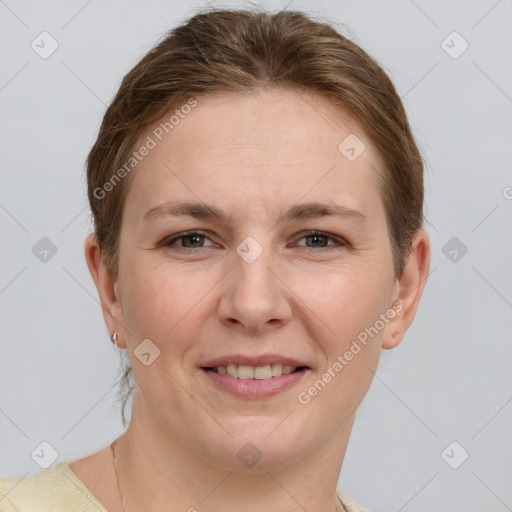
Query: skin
74 87 430 512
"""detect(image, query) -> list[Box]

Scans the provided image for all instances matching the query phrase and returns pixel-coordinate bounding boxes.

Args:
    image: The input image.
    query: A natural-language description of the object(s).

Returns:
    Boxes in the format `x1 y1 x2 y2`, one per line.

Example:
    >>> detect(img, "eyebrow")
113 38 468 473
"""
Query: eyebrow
143 200 367 224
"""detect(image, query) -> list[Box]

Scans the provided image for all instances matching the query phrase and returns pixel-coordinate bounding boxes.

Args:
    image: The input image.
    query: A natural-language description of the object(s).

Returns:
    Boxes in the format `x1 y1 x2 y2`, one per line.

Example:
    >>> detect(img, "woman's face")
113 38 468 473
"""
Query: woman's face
107 88 416 468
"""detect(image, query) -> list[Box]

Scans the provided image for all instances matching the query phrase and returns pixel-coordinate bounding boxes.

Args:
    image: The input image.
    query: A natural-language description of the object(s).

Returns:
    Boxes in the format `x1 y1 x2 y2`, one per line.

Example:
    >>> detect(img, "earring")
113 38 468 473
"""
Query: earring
111 332 119 348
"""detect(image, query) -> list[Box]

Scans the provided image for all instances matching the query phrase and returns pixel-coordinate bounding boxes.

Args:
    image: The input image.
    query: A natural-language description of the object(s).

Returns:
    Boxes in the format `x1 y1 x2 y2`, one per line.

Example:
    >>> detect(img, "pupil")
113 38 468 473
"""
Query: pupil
307 235 326 247
184 234 202 248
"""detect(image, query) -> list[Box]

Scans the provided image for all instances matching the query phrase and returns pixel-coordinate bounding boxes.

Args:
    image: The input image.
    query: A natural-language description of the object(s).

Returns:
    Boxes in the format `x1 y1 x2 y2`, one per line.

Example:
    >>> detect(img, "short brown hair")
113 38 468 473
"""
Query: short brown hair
86 8 424 426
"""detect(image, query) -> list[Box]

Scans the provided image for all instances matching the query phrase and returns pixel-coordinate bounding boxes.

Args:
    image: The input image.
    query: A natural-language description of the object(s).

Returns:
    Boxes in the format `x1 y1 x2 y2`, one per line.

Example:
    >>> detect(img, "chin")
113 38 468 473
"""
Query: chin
194 415 319 471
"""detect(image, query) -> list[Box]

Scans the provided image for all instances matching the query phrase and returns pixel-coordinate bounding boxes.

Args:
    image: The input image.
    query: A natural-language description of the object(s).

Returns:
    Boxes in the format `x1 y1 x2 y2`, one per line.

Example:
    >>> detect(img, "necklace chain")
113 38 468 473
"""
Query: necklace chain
110 440 127 512
110 439 347 512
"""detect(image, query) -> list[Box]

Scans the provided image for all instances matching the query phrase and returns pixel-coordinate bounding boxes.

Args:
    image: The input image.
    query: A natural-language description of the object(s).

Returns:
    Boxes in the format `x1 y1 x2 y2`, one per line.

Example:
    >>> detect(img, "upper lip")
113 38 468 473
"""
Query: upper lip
201 354 309 368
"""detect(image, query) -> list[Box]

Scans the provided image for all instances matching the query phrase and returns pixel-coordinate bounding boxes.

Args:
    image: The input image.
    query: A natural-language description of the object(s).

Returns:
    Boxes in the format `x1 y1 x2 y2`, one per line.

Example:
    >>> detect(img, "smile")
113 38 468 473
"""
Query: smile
206 363 304 380
201 364 310 399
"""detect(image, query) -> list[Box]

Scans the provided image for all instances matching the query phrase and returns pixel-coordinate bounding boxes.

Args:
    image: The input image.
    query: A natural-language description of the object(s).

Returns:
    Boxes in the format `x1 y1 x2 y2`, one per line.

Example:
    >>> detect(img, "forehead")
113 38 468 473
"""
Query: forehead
150 88 373 158
125 88 385 220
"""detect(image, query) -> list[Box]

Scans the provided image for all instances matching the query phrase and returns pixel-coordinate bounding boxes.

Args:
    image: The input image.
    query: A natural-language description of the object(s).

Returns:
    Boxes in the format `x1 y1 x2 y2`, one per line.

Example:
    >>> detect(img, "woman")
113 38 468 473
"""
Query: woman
0 7 429 512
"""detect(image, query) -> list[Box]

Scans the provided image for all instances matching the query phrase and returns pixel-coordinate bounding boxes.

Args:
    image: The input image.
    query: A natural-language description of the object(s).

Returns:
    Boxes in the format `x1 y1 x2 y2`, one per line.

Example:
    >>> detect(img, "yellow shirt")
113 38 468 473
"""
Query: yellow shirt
0 462 368 512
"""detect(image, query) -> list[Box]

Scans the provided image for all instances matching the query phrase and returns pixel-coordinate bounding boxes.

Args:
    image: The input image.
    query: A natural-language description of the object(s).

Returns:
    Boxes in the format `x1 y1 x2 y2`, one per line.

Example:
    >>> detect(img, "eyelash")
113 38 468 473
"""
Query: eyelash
162 229 347 252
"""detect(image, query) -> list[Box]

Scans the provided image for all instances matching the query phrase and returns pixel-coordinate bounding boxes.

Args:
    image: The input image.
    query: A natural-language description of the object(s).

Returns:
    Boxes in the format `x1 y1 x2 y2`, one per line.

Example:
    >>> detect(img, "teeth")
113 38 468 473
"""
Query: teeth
254 365 272 380
237 365 254 379
271 364 282 377
213 363 298 379
226 364 238 378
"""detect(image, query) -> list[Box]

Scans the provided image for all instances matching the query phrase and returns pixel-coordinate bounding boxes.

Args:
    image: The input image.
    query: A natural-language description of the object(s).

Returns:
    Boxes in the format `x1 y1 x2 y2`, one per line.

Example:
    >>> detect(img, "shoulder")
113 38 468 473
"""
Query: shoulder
337 488 370 512
0 462 107 512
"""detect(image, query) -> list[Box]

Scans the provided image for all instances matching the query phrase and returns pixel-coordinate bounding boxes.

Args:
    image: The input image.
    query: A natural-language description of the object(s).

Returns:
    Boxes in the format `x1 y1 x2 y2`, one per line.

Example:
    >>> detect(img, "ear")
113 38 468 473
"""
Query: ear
382 229 430 350
84 233 126 347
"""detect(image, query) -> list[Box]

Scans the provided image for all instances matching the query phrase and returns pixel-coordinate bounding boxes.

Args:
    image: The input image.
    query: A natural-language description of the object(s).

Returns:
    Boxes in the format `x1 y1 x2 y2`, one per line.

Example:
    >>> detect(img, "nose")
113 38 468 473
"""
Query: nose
217 246 292 334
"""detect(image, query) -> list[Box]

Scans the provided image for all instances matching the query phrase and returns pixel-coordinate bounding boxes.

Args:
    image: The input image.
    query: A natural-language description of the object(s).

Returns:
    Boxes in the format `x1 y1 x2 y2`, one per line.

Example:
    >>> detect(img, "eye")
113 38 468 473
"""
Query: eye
293 230 346 249
161 229 347 252
163 230 216 250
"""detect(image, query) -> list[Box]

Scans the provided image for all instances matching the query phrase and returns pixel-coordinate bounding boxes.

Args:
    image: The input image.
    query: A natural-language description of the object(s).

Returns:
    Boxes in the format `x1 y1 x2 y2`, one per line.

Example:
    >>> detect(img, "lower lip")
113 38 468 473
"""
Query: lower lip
201 368 309 398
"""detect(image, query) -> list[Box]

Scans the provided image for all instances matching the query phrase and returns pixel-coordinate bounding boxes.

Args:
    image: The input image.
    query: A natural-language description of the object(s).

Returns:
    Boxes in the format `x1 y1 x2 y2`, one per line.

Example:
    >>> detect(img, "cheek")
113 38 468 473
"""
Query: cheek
295 268 386 416
294 262 391 345
120 258 220 346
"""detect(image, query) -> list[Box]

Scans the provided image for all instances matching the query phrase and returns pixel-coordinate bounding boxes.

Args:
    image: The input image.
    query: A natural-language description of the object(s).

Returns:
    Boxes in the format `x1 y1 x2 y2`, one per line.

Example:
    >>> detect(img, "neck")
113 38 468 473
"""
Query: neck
113 396 353 512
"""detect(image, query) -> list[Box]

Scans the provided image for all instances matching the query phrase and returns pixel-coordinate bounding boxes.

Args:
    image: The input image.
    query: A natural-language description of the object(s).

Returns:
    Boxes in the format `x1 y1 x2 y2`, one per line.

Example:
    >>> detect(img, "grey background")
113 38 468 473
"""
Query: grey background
1 1 511 511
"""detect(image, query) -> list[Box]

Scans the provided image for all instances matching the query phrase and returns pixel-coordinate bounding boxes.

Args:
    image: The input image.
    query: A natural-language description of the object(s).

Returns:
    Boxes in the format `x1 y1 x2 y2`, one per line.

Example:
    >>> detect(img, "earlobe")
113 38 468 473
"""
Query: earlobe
84 233 125 343
382 229 430 350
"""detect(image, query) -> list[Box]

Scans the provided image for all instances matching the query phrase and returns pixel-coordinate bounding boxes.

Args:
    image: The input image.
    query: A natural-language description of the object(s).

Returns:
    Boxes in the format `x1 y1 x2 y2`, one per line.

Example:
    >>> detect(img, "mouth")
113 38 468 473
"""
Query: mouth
202 363 308 380
200 358 310 398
